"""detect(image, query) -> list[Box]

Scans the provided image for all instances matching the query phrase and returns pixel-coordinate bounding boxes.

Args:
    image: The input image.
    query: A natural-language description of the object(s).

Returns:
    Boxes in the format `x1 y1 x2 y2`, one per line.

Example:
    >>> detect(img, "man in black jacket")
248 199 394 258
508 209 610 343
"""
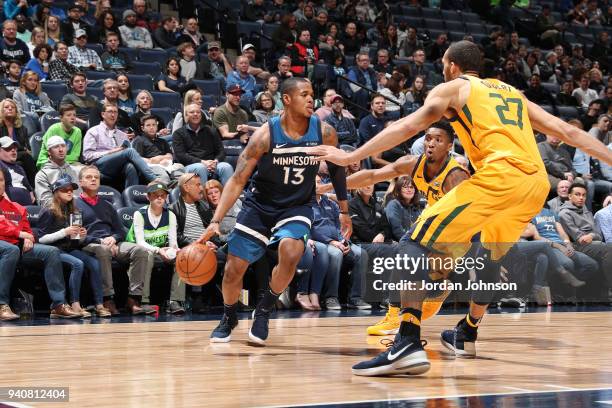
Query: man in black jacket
172 103 234 185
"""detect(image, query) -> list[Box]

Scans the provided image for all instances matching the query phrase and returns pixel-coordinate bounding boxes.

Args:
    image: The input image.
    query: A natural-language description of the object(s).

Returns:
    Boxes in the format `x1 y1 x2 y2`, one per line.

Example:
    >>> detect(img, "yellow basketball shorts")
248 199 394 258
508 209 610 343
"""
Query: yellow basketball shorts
410 160 549 260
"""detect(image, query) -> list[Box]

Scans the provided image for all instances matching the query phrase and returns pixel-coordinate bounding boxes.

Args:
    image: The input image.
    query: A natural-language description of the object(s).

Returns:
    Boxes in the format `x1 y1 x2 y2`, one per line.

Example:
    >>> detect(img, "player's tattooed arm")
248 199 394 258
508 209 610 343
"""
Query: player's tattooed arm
442 166 470 193
321 122 339 147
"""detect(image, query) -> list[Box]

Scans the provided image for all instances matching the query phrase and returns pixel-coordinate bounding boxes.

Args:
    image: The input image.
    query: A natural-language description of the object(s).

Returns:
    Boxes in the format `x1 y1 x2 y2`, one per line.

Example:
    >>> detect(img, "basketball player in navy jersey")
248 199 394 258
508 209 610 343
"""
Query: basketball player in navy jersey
199 78 351 345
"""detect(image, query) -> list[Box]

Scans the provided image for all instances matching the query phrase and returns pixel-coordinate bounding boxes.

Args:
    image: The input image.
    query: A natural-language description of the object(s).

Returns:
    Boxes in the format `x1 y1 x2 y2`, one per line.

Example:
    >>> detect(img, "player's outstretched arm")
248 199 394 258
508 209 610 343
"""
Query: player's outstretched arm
198 126 269 243
308 81 457 166
527 100 612 166
347 156 419 190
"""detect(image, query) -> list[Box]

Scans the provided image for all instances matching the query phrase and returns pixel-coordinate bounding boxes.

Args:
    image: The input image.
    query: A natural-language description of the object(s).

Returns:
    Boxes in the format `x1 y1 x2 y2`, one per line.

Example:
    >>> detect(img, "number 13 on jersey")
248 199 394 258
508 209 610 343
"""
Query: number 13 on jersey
283 167 305 185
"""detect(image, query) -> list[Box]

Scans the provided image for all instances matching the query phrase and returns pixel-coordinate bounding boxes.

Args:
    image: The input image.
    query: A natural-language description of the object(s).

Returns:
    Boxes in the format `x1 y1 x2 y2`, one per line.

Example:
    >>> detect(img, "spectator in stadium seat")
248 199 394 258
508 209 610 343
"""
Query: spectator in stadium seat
92 11 122 47
173 103 233 185
272 56 294 85
37 105 82 170
573 76 599 109
384 176 422 242
0 171 80 320
557 80 580 107
119 9 153 49
60 4 91 46
101 32 132 72
241 44 270 81
307 10 328 43
256 75 283 112
590 114 611 145
560 183 612 287
24 44 53 81
27 27 46 59
37 176 111 318
538 51 561 85
35 135 81 207
132 0 159 32
338 22 360 57
379 72 407 113
538 134 576 193
380 24 400 59
49 42 79 83
88 79 133 130
0 136 35 206
358 93 387 146
271 14 297 57
399 26 423 59
324 95 358 147
428 32 449 63
373 49 394 76
226 56 257 107
177 17 204 47
548 179 572 214
315 88 355 122
83 103 157 188
153 16 179 49
171 173 215 247
13 71 53 115
44 15 62 47
130 90 171 137
590 32 610 67
580 100 605 135
61 72 98 129
405 75 428 107
76 165 155 316
157 57 186 93
116 73 137 116
503 59 527 90
252 92 280 124
193 41 233 81
133 114 183 184
290 29 319 79
595 197 612 242
213 84 254 143
524 74 557 112
177 42 197 82
1 60 22 95
0 20 30 66
124 181 185 314
171 89 212 133
347 52 377 116
0 99 36 185
518 51 540 81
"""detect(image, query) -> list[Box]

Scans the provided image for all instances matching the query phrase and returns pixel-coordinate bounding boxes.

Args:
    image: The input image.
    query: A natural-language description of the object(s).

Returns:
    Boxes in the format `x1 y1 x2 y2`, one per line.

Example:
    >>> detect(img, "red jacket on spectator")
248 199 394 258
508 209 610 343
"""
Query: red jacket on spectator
0 195 32 245
290 42 319 76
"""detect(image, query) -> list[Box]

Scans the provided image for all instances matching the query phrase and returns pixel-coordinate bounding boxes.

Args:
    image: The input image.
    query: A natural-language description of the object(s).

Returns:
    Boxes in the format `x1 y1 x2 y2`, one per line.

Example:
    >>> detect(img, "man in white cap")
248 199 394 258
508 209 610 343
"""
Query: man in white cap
67 29 103 71
0 137 35 206
241 43 270 80
35 135 81 207
119 9 153 49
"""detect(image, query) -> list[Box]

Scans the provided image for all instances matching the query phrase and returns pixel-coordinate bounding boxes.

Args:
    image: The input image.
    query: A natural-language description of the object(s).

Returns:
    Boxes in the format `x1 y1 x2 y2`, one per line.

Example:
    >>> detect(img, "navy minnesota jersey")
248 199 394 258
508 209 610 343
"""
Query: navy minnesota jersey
249 115 322 208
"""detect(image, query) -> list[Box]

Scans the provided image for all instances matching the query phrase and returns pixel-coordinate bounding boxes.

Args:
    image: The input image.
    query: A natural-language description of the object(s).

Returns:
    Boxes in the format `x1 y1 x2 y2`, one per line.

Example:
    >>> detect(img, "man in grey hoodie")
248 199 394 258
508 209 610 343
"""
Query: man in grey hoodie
34 136 80 207
559 182 612 292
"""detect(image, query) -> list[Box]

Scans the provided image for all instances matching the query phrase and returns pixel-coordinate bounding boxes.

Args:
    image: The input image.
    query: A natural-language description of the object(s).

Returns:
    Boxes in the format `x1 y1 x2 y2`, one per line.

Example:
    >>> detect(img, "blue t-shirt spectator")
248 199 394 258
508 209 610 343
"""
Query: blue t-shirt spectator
531 207 563 243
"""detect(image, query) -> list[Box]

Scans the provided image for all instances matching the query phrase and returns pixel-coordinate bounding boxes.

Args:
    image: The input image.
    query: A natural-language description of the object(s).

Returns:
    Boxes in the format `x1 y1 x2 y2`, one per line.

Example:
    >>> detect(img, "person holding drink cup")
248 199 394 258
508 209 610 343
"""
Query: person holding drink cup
37 176 111 318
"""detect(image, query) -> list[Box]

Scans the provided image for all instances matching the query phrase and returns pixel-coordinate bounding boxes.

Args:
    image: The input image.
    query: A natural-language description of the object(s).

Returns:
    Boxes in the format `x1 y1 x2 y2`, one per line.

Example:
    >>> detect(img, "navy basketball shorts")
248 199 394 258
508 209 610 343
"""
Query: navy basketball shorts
227 199 314 264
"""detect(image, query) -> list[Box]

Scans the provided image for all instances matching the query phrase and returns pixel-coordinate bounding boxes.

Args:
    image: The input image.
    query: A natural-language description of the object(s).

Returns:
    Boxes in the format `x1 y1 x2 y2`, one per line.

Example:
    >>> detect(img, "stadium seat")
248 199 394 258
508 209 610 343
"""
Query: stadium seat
41 83 68 106
138 49 169 63
446 21 465 32
117 206 140 229
441 10 461 20
421 8 441 19
122 185 149 207
401 5 421 15
237 20 262 38
98 185 124 209
223 139 244 157
86 71 116 81
465 22 486 34
558 106 580 119
29 132 44 162
127 74 154 91
170 187 180 204
85 43 104 56
541 82 559 95
118 47 139 62
151 91 182 112
40 110 60 133
25 206 42 229
424 18 445 30
132 61 162 77
191 79 223 97
88 87 105 100
374 191 386 205
150 107 174 127
201 95 219 109
462 12 481 23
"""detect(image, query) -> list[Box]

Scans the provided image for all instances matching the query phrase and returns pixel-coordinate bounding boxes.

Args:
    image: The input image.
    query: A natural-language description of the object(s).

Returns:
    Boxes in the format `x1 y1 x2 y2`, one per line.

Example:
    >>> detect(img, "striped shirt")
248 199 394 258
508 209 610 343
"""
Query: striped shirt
184 203 205 242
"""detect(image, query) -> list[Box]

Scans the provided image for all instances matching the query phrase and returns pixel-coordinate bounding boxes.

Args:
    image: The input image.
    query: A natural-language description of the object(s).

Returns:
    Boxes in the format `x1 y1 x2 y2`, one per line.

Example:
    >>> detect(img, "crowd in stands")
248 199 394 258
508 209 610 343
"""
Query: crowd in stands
0 0 612 321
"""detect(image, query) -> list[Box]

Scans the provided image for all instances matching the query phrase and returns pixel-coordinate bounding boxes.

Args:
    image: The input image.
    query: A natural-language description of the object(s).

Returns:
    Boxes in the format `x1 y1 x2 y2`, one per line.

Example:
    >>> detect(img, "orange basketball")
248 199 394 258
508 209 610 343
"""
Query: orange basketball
176 243 217 286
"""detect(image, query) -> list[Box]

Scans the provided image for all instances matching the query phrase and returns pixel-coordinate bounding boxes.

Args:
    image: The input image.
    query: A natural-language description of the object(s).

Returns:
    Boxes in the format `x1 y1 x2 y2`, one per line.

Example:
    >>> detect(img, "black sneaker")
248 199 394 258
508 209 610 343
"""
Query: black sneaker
248 307 271 346
352 335 430 376
210 313 238 343
440 318 477 357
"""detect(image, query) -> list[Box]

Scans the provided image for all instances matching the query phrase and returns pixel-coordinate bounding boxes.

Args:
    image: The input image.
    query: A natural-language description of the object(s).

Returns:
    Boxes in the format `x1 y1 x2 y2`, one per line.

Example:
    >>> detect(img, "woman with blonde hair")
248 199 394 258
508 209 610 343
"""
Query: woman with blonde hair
13 71 53 114
28 27 46 58
37 177 111 318
170 88 213 132
44 15 62 46
0 99 37 184
130 90 171 137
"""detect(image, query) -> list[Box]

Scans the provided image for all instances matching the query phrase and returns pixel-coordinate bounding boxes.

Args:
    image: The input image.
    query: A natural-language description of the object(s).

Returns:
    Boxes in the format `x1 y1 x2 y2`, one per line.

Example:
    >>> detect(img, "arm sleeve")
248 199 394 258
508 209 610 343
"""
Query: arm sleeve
168 211 178 248
132 211 158 253
327 162 348 201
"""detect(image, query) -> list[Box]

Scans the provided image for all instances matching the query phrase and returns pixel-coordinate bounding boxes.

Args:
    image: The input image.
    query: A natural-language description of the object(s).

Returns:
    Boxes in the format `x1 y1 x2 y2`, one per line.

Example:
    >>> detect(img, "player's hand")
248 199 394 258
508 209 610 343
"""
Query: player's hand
197 223 220 244
339 213 352 241
305 145 353 166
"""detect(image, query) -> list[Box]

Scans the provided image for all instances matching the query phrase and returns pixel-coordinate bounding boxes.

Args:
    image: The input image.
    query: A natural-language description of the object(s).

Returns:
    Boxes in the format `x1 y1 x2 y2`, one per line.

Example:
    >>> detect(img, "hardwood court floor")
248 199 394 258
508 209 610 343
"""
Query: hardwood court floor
1 311 612 407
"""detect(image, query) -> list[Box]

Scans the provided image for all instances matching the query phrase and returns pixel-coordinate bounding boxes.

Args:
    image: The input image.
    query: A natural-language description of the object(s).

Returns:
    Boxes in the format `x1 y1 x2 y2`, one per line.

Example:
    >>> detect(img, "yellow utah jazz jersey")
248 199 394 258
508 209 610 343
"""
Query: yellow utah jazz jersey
412 154 467 206
449 75 545 175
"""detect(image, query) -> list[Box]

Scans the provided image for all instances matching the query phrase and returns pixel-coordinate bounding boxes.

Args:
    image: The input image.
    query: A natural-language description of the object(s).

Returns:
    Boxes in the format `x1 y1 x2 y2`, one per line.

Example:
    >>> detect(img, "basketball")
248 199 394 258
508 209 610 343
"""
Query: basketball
176 243 217 286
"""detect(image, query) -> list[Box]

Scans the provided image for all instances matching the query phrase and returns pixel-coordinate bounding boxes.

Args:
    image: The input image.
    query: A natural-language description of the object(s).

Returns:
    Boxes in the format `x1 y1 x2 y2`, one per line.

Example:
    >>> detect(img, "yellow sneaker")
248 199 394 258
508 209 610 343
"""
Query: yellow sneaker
366 306 400 335
422 289 451 321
